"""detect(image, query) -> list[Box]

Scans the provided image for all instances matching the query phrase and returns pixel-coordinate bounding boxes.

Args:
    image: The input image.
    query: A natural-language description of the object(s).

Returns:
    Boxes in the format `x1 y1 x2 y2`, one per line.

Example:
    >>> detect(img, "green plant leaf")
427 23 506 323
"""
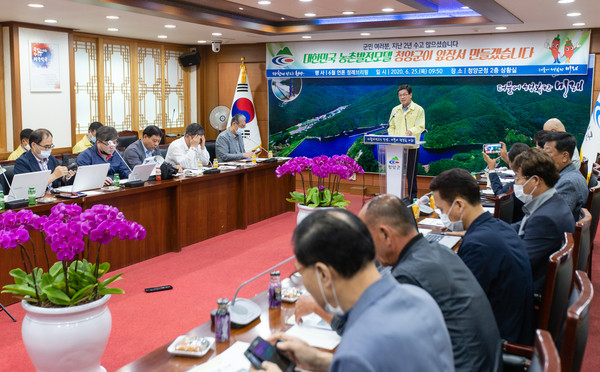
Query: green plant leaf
99 287 124 295
320 189 332 206
1 284 38 297
42 287 71 306
99 273 123 289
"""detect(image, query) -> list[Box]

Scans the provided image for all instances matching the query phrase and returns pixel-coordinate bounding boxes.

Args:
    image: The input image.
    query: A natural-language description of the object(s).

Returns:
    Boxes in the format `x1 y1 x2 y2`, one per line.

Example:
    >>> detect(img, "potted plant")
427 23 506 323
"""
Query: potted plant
1 203 146 372
275 155 364 223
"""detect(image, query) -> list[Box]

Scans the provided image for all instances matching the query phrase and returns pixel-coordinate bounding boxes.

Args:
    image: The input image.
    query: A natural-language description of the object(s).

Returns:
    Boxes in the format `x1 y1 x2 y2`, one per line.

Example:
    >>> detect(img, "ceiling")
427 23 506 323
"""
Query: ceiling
0 0 598 46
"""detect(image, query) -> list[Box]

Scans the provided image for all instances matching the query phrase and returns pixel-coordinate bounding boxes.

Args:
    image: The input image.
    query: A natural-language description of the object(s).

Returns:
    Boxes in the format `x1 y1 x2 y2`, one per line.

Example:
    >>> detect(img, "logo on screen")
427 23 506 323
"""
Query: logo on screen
594 102 600 129
388 156 401 165
272 47 294 66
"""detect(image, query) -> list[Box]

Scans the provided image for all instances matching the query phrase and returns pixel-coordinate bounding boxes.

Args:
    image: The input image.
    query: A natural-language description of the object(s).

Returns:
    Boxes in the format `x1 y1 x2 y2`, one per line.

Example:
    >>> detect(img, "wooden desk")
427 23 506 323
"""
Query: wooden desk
0 162 295 305
117 291 297 372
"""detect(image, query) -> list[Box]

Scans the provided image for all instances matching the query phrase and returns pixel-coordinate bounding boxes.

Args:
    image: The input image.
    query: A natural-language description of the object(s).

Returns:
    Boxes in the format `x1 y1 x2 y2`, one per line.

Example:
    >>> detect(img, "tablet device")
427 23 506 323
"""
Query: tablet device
128 163 156 182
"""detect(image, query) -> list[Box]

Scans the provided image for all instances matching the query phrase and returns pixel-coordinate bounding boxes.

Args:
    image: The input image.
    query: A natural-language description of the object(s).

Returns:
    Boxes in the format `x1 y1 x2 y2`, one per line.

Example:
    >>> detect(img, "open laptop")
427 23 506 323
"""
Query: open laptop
7 170 51 201
123 163 155 183
407 204 462 249
54 163 110 193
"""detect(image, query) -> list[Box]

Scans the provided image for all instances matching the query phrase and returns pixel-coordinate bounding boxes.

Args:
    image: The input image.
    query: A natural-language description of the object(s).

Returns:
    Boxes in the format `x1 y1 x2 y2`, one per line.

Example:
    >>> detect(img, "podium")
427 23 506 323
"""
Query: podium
363 134 424 199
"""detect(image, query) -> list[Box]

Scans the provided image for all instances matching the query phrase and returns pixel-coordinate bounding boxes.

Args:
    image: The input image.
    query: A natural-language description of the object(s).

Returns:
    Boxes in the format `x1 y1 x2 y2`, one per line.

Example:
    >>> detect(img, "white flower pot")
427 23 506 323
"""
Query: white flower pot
296 204 335 225
21 295 112 372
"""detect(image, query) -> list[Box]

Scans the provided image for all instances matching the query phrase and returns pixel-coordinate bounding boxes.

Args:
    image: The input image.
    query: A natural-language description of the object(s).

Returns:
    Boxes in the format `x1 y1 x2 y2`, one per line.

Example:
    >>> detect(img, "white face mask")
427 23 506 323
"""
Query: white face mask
315 270 344 317
39 150 51 159
439 200 464 232
514 177 536 204
236 127 245 136
24 144 31 151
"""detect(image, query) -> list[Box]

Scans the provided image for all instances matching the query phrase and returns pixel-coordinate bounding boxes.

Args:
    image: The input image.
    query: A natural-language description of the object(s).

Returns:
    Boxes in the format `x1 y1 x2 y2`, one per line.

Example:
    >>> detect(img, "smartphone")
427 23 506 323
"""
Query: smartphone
483 143 501 154
244 337 295 372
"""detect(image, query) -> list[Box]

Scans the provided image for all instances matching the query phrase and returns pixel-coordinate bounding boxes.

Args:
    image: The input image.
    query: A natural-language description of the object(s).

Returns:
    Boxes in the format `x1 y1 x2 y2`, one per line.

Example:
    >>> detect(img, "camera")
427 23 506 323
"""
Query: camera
211 40 222 53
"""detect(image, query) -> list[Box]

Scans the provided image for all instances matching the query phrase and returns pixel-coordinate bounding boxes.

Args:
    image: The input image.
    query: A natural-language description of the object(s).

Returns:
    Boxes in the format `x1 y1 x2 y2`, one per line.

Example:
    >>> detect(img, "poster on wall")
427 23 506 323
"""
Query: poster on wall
267 30 591 78
268 56 594 175
29 41 61 92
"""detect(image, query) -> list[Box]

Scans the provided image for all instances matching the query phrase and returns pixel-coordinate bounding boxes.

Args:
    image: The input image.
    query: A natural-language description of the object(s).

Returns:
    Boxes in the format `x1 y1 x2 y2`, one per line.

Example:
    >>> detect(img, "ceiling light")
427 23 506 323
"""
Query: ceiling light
567 12 581 16
495 26 507 30
305 13 316 17
44 19 57 24
300 0 312 2
239 7 243 10
28 4 44 8
381 8 394 12
107 28 119 32
164 24 176 28
258 0 271 5
281 17 285 20
572 22 585 26
158 35 167 39
212 32 222 36
342 11 355 15
360 33 371 36
461 6 470 9
106 15 119 20
197 40 207 44
424 29 435 33
302 35 312 39
558 0 575 3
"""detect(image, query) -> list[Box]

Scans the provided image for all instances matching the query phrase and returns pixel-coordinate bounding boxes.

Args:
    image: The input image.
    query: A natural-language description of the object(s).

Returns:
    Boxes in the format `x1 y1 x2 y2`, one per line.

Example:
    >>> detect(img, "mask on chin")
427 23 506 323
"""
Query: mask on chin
315 270 344 317
90 136 96 144
439 200 464 232
100 140 117 156
24 144 31 151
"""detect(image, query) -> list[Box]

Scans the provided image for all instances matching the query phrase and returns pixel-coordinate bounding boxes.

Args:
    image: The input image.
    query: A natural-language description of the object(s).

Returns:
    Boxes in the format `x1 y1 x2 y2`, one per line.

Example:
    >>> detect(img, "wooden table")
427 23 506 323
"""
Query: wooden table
117 290 297 372
0 162 295 305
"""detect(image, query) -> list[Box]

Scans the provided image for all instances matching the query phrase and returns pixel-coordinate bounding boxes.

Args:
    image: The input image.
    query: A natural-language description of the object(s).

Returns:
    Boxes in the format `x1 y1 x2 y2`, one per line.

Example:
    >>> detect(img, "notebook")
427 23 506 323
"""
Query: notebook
54 163 110 192
7 170 51 201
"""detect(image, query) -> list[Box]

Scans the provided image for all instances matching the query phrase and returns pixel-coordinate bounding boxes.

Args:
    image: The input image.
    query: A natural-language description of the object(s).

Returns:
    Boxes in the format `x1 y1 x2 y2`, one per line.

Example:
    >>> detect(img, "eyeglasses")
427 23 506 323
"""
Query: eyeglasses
35 143 55 150
398 94 410 98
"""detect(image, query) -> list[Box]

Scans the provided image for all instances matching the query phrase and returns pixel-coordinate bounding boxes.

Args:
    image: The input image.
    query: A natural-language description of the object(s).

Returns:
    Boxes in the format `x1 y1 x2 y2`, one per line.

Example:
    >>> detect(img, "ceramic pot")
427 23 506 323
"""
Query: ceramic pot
296 204 335 225
21 295 112 372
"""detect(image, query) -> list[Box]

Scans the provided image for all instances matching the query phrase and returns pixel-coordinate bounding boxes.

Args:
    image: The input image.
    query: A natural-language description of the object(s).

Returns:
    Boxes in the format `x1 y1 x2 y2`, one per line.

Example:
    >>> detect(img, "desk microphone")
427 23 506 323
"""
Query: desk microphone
244 136 269 155
108 140 133 177
211 255 296 328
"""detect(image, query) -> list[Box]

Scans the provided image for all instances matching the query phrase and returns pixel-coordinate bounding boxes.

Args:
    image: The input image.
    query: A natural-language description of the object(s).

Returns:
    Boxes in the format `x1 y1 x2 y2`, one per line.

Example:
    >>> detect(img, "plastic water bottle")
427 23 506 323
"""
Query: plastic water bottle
215 298 230 342
268 150 273 159
113 173 120 187
213 158 218 168
28 187 36 206
251 154 257 164
269 271 282 309
155 166 161 182
0 190 5 211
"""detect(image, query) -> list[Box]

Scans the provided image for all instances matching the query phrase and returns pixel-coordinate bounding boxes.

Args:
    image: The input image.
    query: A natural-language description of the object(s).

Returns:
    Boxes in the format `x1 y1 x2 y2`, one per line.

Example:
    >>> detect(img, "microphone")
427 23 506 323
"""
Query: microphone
171 109 176 124
107 140 133 177
244 135 269 154
211 255 296 327
0 165 11 193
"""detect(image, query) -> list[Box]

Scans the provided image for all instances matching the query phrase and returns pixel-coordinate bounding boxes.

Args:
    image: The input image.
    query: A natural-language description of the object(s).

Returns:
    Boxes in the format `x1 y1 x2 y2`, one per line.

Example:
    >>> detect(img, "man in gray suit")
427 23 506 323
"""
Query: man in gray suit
123 125 162 168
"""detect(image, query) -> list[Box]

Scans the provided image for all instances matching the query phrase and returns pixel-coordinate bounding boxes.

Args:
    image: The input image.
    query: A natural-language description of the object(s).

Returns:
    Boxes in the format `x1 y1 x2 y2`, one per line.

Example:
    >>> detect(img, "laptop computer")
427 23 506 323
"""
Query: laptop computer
54 163 110 193
124 163 155 182
7 170 51 201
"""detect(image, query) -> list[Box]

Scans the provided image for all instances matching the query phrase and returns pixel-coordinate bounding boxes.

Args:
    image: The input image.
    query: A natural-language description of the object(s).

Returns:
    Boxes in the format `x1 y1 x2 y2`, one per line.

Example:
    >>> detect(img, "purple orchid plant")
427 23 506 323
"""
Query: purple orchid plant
1 203 145 307
275 155 364 208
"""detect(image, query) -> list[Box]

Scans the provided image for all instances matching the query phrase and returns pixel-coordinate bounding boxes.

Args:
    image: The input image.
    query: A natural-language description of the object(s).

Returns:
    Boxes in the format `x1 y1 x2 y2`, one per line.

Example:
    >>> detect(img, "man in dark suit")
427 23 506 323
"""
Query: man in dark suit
511 148 575 295
14 128 75 188
430 168 534 345
123 125 162 168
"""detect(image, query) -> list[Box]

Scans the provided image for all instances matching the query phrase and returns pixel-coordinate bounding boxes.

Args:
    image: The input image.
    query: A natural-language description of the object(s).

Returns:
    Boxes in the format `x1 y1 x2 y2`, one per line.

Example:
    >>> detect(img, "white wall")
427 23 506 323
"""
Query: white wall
189 66 197 124
18 27 72 148
3 26 13 151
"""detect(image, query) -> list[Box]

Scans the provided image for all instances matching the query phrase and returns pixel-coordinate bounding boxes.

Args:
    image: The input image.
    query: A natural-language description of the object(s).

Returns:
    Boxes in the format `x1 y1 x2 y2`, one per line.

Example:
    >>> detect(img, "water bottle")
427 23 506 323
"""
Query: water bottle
28 187 36 206
0 190 5 211
213 158 218 168
251 153 257 164
113 173 120 187
268 150 273 159
269 271 282 309
430 194 435 210
215 298 230 342
155 166 161 182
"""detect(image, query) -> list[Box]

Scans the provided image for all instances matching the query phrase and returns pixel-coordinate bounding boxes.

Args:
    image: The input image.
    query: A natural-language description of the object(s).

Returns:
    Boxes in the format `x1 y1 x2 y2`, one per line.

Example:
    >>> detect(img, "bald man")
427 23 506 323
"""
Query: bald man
543 118 580 168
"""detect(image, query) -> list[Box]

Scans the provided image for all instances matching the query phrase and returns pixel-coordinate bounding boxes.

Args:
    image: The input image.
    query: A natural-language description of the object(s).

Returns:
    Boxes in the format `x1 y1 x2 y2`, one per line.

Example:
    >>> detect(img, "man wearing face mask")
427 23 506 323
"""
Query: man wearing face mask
8 128 33 160
510 148 575 295
429 168 534 345
76 126 131 185
14 129 75 188
252 209 454 372
72 121 103 154
216 113 255 162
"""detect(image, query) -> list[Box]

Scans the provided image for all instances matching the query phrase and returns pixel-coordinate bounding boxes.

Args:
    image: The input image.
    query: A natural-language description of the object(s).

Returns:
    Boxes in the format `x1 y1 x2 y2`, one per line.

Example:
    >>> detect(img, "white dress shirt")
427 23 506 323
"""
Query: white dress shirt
164 137 210 169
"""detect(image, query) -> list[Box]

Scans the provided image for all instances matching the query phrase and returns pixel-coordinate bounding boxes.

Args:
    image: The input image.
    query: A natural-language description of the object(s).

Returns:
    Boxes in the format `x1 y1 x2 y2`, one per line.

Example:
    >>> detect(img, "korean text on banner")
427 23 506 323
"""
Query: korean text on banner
228 58 262 152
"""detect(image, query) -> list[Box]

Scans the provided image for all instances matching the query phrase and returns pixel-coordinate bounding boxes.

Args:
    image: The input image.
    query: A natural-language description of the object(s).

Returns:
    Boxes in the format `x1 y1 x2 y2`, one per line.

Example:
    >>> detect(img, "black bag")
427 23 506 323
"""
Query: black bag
160 162 178 180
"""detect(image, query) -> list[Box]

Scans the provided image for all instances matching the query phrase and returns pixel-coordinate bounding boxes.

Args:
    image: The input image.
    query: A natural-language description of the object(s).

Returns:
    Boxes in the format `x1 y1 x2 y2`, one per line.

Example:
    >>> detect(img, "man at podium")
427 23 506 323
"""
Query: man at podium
388 84 425 200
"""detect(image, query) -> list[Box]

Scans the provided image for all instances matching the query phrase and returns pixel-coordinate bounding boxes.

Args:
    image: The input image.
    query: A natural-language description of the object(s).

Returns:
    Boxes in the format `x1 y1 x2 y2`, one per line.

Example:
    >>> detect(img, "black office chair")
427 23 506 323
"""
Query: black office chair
494 191 514 224
572 209 592 277
502 329 561 372
205 140 217 162
117 135 138 150
585 186 600 279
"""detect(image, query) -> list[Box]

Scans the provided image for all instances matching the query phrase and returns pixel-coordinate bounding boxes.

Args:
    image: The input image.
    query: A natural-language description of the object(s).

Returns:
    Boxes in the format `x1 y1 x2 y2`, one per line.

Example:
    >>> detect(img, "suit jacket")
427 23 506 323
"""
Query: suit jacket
489 172 524 222
13 151 63 188
513 193 575 294
76 145 131 179
123 139 160 168
554 163 589 221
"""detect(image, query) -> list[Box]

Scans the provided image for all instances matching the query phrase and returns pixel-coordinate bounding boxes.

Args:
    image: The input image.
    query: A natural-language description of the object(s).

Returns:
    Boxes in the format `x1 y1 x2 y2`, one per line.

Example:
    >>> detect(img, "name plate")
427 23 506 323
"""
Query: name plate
363 135 416 145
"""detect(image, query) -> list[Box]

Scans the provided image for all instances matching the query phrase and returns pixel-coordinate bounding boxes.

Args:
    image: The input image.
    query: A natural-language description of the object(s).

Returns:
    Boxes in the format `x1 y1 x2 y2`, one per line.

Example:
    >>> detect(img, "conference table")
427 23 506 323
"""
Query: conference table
117 289 298 372
0 161 295 306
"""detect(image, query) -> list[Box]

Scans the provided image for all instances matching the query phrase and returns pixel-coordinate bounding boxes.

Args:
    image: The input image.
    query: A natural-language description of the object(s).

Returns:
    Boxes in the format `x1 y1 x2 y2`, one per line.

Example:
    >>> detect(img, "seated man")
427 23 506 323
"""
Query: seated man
543 118 580 168
359 195 501 371
215 113 254 162
77 126 131 185
14 129 74 188
511 148 575 294
543 131 588 221
534 130 551 149
72 121 103 154
430 168 534 345
483 142 530 222
165 123 210 169
255 209 454 372
8 128 33 160
123 125 162 168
